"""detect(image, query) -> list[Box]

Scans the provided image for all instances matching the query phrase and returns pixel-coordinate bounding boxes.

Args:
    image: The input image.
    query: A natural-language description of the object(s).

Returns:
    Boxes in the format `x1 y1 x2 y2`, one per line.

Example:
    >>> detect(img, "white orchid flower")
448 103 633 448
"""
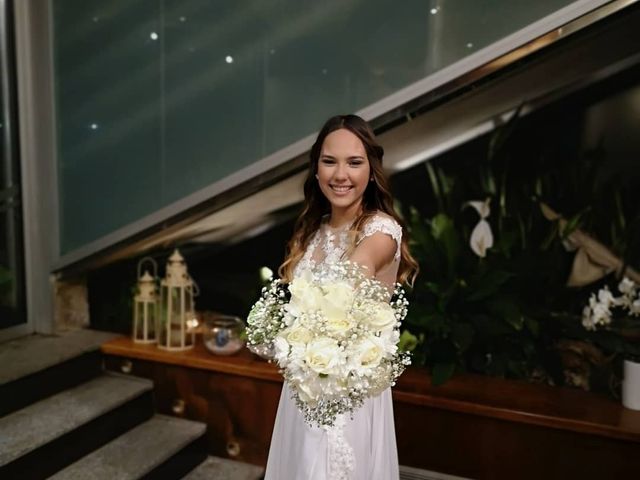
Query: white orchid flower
464 198 493 258
619 277 637 295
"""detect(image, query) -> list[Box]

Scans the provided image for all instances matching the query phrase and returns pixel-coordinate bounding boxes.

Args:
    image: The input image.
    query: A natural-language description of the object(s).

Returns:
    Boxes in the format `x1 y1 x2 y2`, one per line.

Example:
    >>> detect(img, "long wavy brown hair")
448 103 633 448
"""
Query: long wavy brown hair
279 114 418 285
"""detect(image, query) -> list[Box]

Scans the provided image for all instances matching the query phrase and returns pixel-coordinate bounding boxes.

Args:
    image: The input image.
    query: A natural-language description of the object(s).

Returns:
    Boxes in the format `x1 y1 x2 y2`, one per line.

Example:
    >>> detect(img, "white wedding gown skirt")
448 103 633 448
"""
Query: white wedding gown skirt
265 383 399 480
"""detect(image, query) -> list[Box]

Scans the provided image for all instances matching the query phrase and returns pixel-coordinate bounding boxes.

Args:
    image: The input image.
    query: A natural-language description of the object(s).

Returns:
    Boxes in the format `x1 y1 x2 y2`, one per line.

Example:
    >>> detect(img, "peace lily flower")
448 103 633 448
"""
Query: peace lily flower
464 198 494 258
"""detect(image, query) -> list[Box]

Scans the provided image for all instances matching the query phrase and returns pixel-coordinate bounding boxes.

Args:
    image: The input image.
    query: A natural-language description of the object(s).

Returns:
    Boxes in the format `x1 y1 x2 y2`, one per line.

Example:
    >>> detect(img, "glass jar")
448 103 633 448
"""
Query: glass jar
202 314 245 355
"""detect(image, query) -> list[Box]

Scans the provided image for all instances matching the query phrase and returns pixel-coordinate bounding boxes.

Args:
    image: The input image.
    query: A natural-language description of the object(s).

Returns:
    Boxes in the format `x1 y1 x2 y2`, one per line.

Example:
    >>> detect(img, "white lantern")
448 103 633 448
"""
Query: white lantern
133 257 158 344
158 249 199 351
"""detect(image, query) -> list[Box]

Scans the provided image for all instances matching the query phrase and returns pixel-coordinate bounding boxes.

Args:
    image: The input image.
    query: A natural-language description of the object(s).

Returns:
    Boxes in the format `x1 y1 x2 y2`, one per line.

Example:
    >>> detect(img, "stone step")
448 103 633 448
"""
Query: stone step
50 415 207 480
0 372 153 478
0 329 118 415
0 329 117 384
183 456 264 480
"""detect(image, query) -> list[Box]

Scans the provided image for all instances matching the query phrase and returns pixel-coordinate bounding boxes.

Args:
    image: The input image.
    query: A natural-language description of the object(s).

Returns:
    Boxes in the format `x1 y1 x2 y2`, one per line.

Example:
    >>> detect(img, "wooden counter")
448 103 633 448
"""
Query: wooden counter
102 336 640 479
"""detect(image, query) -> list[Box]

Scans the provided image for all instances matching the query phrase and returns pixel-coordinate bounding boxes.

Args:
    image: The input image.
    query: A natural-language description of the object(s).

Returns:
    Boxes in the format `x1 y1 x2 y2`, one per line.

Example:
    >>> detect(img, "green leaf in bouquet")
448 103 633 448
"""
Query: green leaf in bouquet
398 330 419 352
432 362 456 386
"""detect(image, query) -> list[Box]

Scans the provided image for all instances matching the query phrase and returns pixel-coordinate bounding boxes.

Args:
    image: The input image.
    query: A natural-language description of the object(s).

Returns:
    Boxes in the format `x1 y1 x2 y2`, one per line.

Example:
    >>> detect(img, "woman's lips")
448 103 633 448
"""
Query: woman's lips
329 184 353 195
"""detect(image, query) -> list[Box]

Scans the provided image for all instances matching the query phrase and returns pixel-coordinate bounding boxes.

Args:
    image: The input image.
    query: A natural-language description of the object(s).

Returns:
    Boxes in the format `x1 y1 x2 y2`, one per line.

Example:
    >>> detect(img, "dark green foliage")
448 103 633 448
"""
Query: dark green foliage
401 103 640 392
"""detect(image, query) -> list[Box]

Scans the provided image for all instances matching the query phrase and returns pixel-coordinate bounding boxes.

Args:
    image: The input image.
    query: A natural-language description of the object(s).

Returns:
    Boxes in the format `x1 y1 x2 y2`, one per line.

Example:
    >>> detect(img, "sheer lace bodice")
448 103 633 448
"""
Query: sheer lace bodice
293 212 402 288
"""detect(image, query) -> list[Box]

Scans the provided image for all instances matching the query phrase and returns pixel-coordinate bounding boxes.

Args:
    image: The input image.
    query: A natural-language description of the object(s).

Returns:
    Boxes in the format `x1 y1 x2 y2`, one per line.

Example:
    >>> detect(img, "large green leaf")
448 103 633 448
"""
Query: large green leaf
451 322 475 352
464 269 513 302
430 214 460 275
487 297 524 331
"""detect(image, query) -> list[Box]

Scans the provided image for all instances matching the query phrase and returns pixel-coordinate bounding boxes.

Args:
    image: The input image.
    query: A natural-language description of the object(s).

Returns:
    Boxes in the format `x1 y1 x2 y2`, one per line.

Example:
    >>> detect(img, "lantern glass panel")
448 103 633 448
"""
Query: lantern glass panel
134 302 145 338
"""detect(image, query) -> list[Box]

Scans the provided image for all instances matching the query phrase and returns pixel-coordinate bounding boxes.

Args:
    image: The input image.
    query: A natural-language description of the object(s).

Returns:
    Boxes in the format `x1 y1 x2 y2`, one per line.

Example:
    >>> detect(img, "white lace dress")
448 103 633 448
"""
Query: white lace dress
264 213 402 480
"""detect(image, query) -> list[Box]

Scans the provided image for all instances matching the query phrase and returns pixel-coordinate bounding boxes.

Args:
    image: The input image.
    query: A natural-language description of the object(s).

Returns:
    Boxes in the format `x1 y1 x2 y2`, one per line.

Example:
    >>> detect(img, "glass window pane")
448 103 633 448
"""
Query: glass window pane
53 0 579 254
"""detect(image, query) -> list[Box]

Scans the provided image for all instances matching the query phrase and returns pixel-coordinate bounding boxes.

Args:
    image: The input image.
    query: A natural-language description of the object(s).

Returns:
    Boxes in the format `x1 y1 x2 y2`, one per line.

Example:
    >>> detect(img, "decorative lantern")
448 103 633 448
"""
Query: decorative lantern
158 249 199 351
133 257 158 344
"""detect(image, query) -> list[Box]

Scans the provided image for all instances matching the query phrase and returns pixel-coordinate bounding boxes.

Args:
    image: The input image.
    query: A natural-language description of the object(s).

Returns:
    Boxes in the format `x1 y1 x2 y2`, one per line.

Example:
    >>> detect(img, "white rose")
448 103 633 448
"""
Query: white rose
321 282 355 320
325 316 353 337
297 381 319 404
352 336 385 369
367 302 397 332
283 325 314 345
304 337 342 375
288 273 324 315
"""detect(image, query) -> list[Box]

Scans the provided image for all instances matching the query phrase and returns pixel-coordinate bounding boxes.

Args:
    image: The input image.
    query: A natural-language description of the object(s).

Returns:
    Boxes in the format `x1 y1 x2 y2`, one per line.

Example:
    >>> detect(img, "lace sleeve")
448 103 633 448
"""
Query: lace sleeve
357 215 402 261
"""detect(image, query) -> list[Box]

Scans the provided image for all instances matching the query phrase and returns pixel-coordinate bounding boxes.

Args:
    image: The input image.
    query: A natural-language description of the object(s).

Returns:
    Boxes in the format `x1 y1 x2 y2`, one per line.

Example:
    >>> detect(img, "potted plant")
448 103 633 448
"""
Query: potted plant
581 277 640 409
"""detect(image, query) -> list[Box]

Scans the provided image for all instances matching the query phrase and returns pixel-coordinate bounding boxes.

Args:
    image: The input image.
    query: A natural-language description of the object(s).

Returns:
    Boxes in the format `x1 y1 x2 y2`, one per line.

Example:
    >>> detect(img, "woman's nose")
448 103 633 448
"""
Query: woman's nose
333 163 348 180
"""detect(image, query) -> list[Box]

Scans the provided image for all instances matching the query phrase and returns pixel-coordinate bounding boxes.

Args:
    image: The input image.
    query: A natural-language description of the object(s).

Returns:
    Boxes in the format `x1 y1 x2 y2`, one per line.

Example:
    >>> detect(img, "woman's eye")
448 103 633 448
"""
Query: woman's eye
321 158 335 165
349 161 363 167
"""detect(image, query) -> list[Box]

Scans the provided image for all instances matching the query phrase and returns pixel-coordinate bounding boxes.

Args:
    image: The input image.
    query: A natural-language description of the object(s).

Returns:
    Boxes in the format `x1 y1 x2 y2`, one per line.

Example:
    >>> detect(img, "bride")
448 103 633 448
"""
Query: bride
264 114 418 480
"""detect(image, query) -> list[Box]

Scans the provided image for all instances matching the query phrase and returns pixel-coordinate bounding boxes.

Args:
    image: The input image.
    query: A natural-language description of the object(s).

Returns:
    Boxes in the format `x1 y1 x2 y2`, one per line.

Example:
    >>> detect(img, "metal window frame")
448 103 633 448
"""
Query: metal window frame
0 0 30 340
9 0 58 336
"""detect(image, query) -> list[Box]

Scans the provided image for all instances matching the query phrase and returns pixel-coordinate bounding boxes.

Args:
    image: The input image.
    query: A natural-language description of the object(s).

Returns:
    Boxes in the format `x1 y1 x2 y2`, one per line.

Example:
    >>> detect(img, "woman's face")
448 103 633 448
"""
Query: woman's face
317 128 371 216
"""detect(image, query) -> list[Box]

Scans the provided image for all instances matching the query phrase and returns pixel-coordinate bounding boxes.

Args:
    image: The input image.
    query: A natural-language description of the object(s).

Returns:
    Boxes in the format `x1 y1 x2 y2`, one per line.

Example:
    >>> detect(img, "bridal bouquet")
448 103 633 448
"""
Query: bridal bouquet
246 261 410 427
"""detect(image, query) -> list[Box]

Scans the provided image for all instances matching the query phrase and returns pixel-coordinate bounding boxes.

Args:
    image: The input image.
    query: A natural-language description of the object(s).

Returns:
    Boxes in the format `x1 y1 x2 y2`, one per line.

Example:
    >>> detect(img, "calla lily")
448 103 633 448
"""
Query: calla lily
464 198 493 257
464 198 491 219
470 219 494 257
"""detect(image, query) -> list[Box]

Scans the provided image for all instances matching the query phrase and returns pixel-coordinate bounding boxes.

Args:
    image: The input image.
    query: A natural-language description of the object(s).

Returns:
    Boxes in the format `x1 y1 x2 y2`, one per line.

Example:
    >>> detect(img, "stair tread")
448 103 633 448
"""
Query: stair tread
183 456 264 480
0 373 152 466
49 414 206 480
0 329 118 385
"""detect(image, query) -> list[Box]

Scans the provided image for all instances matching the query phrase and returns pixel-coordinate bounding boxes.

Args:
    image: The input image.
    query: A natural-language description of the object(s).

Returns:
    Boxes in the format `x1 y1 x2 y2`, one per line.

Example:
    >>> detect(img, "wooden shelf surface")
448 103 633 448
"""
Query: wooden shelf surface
102 336 640 443
102 335 281 382
396 368 640 444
